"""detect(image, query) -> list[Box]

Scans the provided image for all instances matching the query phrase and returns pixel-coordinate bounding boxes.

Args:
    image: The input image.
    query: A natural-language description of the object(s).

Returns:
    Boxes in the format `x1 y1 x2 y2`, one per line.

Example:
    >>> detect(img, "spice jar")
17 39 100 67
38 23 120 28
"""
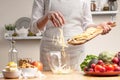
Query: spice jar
103 3 109 11
91 0 96 11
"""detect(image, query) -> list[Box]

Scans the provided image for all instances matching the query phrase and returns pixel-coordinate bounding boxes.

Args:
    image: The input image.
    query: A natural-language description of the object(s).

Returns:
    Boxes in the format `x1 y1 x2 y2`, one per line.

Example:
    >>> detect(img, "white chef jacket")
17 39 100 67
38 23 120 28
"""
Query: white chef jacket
30 0 94 71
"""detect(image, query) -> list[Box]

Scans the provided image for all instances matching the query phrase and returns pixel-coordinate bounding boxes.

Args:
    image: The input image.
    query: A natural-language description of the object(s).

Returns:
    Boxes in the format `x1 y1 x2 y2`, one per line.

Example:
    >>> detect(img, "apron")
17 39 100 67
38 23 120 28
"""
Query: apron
40 0 86 71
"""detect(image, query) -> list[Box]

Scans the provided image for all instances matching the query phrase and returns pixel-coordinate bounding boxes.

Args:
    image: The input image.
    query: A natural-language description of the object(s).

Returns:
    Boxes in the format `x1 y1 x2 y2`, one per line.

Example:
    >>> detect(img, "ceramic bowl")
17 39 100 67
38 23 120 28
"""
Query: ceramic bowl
2 70 21 79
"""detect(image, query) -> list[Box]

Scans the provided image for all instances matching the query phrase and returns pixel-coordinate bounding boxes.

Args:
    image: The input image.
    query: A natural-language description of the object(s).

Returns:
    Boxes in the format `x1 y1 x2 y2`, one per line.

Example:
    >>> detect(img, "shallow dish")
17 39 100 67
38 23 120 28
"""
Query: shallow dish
2 70 21 79
85 71 120 76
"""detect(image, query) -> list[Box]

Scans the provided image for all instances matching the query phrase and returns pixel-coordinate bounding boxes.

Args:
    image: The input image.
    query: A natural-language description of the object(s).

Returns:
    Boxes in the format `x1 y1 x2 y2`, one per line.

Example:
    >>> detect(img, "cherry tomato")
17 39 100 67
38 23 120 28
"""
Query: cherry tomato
84 67 88 72
88 68 94 72
105 64 114 72
113 64 120 71
91 63 96 69
112 57 119 64
95 65 106 72
97 60 104 65
112 64 118 68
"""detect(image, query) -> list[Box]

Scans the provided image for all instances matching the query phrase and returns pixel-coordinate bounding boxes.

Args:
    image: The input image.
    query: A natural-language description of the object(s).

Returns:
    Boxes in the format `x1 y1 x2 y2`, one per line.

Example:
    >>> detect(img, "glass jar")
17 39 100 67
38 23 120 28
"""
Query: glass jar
108 0 118 11
91 0 97 11
8 40 18 63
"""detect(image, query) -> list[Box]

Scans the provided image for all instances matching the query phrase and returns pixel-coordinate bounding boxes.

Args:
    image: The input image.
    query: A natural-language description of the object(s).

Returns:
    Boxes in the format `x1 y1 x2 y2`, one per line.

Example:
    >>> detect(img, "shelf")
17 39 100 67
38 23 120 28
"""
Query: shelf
91 11 118 15
4 36 42 40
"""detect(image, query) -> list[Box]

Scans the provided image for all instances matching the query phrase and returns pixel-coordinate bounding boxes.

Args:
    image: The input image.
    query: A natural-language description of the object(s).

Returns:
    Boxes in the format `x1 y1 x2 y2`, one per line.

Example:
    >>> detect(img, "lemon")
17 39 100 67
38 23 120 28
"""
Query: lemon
7 61 17 67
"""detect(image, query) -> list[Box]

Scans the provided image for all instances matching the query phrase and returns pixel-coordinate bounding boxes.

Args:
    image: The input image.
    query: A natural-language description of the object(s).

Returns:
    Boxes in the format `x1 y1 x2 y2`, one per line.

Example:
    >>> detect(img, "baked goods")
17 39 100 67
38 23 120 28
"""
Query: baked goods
18 58 35 68
67 22 116 45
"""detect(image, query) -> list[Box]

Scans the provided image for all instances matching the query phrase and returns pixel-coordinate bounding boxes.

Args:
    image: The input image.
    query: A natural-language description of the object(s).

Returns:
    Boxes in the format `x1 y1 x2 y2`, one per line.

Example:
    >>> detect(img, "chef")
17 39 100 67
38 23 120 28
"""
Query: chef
30 0 111 71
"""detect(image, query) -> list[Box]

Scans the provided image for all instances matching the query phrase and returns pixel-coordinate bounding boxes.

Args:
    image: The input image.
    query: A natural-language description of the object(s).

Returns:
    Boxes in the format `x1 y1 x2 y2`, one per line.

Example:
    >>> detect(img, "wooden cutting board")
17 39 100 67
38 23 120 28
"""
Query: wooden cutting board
67 22 116 45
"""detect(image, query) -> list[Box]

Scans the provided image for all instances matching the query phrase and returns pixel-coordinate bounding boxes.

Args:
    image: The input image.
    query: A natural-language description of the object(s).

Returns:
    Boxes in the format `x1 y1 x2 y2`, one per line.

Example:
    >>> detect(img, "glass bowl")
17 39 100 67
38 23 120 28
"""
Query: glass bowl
47 51 72 74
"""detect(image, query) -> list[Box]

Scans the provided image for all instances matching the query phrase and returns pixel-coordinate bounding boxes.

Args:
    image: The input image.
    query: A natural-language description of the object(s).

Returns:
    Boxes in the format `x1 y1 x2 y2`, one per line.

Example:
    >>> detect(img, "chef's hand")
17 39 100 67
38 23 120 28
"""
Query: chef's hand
97 22 112 35
46 11 65 27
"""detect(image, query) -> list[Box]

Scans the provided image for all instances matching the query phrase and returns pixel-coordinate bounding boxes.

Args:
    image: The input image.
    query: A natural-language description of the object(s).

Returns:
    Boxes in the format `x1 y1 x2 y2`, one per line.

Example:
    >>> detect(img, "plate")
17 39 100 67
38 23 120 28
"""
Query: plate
15 17 31 30
85 71 120 76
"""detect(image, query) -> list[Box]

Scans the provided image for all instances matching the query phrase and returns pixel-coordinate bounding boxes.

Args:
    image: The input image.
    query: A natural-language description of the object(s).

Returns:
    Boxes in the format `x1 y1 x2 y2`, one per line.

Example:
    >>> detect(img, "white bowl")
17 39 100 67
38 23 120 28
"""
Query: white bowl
2 70 21 79
20 68 38 78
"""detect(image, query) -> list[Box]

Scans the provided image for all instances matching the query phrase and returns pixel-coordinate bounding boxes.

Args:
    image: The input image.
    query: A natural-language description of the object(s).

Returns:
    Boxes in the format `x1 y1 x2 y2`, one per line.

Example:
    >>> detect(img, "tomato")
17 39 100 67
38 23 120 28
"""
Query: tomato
112 57 119 64
105 64 114 72
31 61 43 71
88 68 94 72
113 64 120 71
84 67 88 72
112 64 118 68
97 60 104 65
91 63 96 69
94 65 106 72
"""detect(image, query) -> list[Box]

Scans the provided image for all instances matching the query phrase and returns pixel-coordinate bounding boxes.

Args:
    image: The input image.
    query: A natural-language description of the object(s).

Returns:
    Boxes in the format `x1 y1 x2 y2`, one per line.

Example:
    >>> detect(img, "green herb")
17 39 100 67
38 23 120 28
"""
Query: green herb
5 24 15 31
80 54 98 71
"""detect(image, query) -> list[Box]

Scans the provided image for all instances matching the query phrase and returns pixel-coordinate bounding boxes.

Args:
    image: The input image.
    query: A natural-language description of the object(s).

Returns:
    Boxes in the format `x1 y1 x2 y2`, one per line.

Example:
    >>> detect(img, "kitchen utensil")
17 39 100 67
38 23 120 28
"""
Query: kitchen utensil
67 22 116 45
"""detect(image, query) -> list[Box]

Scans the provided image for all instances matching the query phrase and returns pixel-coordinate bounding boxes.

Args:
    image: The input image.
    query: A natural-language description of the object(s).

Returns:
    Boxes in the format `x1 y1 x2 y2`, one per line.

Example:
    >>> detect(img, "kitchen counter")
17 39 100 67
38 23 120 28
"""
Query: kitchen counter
1 71 120 80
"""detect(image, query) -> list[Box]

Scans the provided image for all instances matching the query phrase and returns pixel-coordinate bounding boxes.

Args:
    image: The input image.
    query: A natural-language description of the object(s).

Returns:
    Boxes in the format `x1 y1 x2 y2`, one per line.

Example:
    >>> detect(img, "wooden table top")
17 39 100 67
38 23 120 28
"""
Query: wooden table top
1 71 120 80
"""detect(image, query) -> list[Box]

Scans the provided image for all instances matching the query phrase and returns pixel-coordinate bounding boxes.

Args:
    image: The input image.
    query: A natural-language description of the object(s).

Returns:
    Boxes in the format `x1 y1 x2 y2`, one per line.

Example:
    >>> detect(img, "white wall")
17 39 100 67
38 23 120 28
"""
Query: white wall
0 0 41 70
0 0 120 71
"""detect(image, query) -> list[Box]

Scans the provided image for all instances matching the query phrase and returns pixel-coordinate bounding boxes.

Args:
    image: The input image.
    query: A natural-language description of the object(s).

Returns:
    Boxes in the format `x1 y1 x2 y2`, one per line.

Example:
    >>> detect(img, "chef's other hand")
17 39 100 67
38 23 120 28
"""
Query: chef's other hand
97 22 112 35
46 11 65 27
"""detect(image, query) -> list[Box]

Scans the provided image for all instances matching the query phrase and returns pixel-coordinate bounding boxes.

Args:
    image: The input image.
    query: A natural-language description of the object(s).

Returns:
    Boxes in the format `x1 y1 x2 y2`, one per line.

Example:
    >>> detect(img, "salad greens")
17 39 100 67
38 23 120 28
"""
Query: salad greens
80 54 98 71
